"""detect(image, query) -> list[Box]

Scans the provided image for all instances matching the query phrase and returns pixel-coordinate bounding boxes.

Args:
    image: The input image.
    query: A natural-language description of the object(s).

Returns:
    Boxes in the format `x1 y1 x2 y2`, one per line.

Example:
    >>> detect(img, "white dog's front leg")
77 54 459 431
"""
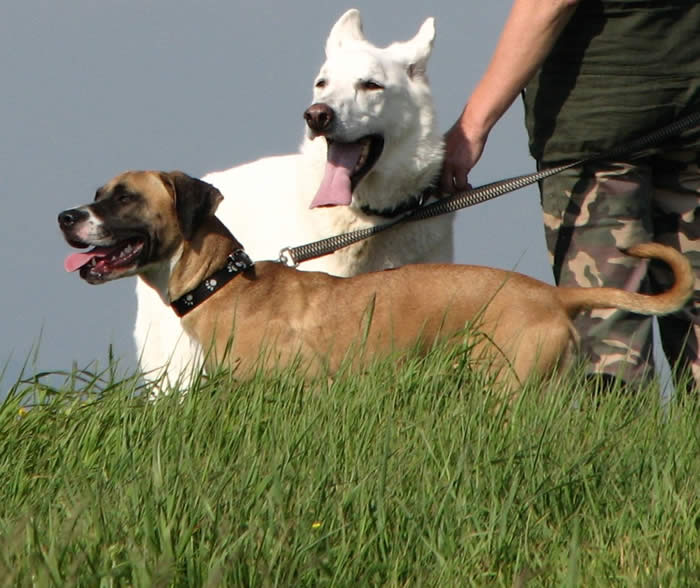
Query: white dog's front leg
134 279 202 393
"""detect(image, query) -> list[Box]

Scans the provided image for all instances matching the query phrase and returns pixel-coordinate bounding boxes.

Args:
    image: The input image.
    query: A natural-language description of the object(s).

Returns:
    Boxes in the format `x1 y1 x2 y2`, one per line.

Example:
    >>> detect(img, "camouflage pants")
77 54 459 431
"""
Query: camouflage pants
539 150 700 392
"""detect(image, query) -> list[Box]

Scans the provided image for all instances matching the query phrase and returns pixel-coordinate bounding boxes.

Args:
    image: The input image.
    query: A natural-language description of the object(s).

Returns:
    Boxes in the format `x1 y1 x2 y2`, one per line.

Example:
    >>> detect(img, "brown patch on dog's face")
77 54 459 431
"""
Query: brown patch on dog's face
98 171 185 262
59 171 185 284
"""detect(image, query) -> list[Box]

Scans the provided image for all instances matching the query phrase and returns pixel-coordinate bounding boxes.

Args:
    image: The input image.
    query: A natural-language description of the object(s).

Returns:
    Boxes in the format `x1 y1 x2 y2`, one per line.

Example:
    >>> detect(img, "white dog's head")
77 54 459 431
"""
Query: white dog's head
304 9 442 212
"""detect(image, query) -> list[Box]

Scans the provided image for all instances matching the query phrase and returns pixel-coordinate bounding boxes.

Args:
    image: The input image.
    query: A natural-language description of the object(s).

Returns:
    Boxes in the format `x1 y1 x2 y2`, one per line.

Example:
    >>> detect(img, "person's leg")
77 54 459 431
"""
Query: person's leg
540 160 656 383
650 149 700 394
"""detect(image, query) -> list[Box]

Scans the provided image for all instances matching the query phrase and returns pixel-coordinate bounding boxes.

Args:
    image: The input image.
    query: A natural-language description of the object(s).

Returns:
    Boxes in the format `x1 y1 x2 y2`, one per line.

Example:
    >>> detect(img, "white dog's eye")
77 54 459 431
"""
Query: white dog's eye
360 80 384 91
315 79 327 89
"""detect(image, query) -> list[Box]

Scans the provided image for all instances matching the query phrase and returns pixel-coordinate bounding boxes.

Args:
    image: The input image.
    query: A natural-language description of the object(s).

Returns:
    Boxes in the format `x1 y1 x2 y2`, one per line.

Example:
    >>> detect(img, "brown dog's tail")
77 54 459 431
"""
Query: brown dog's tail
556 243 694 317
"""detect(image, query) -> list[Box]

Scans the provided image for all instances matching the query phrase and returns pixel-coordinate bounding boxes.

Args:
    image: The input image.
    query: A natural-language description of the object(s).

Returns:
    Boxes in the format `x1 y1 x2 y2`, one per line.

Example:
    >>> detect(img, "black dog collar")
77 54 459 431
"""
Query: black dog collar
359 185 438 219
170 249 254 317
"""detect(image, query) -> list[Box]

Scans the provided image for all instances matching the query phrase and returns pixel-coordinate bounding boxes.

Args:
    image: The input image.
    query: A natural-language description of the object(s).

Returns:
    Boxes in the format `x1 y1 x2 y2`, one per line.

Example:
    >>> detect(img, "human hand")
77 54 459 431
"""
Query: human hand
440 118 487 194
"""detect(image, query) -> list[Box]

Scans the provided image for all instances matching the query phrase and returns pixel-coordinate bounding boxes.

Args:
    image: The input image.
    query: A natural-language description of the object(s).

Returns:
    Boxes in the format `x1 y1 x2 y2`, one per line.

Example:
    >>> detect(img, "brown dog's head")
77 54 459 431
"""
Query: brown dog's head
58 171 223 284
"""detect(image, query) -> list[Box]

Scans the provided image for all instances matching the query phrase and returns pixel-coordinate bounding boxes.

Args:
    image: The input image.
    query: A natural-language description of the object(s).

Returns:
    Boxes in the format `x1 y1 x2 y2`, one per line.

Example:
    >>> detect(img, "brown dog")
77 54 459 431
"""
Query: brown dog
58 171 694 388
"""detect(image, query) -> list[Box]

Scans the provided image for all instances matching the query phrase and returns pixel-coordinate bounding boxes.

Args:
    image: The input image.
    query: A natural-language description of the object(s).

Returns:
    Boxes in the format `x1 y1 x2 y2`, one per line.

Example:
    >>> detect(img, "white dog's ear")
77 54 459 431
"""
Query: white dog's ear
404 17 435 80
325 9 366 55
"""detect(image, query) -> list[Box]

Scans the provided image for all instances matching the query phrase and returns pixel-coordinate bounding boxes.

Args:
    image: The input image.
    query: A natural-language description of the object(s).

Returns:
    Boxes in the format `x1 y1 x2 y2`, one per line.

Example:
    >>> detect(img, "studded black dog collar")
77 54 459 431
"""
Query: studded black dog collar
170 249 254 317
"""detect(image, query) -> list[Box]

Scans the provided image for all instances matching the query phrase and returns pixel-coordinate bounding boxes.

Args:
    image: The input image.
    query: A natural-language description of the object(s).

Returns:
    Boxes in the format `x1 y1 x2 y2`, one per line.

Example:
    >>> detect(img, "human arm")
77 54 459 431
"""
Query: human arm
441 0 580 193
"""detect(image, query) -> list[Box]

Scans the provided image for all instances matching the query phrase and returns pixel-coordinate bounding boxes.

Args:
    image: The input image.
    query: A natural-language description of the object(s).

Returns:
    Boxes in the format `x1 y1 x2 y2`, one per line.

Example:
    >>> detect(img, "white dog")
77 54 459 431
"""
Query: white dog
134 9 454 388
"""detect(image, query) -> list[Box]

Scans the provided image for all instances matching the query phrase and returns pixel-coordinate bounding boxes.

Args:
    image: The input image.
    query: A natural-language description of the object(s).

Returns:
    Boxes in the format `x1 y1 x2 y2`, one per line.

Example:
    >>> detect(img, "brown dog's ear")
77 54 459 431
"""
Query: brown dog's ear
160 171 223 241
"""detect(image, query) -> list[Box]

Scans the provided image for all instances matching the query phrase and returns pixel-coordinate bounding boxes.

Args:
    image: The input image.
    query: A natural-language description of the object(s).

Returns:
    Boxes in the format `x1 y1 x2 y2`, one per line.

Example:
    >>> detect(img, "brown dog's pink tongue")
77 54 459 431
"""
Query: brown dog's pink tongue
63 247 113 272
309 141 363 208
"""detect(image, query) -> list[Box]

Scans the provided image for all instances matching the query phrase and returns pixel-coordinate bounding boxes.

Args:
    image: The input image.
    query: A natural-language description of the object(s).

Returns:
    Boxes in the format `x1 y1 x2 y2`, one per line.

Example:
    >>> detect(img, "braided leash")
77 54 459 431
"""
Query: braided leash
279 110 700 267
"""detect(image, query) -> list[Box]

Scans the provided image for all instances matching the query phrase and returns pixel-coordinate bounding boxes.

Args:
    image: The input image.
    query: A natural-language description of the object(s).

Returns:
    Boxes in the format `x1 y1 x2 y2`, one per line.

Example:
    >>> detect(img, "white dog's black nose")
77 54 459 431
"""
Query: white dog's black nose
58 208 88 229
304 103 335 133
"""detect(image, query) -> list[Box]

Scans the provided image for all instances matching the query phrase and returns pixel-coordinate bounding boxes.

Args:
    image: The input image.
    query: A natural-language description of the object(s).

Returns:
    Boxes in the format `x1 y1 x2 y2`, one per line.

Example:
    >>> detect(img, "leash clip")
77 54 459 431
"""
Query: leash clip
278 247 299 268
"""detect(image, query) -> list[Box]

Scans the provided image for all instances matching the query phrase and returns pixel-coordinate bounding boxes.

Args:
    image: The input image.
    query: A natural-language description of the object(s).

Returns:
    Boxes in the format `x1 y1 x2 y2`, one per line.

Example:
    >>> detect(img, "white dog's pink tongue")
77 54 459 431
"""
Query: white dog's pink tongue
64 247 112 272
309 141 363 208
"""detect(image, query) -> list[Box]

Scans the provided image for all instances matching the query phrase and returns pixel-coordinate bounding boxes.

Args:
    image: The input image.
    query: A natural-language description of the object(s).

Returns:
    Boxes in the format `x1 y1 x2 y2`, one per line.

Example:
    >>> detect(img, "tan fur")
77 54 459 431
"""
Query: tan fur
73 171 696 389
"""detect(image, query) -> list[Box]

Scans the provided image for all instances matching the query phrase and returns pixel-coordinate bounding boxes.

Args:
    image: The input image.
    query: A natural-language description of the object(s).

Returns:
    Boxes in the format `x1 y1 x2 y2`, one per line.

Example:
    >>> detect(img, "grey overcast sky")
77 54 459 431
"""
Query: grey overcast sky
1 1 551 386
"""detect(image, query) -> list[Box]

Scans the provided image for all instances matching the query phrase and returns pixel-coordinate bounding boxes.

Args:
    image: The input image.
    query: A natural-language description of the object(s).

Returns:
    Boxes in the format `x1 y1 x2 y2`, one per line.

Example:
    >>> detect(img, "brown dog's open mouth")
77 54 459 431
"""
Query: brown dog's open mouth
64 238 145 283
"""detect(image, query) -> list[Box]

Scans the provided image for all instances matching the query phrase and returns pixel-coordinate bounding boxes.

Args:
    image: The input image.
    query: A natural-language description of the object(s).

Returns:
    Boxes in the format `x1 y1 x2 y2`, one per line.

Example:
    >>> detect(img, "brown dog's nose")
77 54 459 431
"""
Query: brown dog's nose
58 208 88 229
304 103 335 134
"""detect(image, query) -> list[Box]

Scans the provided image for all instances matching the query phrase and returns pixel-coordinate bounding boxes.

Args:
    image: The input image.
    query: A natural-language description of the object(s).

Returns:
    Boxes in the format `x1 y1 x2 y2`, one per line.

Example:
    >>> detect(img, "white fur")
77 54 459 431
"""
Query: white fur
134 9 454 389
72 207 106 243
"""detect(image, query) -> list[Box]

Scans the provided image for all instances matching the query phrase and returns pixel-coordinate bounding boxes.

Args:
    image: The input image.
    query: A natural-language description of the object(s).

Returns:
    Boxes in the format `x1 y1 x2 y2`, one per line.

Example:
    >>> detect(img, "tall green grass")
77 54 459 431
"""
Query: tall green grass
0 345 697 586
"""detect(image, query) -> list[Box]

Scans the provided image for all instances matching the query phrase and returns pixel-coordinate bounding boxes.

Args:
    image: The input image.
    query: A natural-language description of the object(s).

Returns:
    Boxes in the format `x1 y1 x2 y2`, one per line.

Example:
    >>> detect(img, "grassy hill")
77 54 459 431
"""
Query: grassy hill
0 346 697 586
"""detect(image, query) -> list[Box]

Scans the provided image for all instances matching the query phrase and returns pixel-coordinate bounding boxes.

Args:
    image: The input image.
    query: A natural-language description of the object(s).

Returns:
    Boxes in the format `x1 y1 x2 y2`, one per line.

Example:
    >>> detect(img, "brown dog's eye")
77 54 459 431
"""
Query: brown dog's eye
360 80 384 91
118 192 136 205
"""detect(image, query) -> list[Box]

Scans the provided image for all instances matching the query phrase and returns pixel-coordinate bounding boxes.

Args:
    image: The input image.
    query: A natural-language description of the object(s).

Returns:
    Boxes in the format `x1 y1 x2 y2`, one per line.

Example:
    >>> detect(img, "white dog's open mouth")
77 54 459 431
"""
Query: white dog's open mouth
64 238 145 284
309 134 384 208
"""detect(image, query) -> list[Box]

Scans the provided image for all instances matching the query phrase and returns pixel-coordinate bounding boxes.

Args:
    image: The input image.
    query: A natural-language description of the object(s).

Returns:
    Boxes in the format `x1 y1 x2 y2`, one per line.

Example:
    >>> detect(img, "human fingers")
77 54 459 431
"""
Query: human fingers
440 147 472 194
441 123 477 193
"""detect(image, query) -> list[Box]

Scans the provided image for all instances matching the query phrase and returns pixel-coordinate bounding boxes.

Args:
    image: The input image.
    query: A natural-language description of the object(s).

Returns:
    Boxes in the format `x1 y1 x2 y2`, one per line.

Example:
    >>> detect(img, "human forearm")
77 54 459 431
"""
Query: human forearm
441 0 579 192
460 0 579 142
